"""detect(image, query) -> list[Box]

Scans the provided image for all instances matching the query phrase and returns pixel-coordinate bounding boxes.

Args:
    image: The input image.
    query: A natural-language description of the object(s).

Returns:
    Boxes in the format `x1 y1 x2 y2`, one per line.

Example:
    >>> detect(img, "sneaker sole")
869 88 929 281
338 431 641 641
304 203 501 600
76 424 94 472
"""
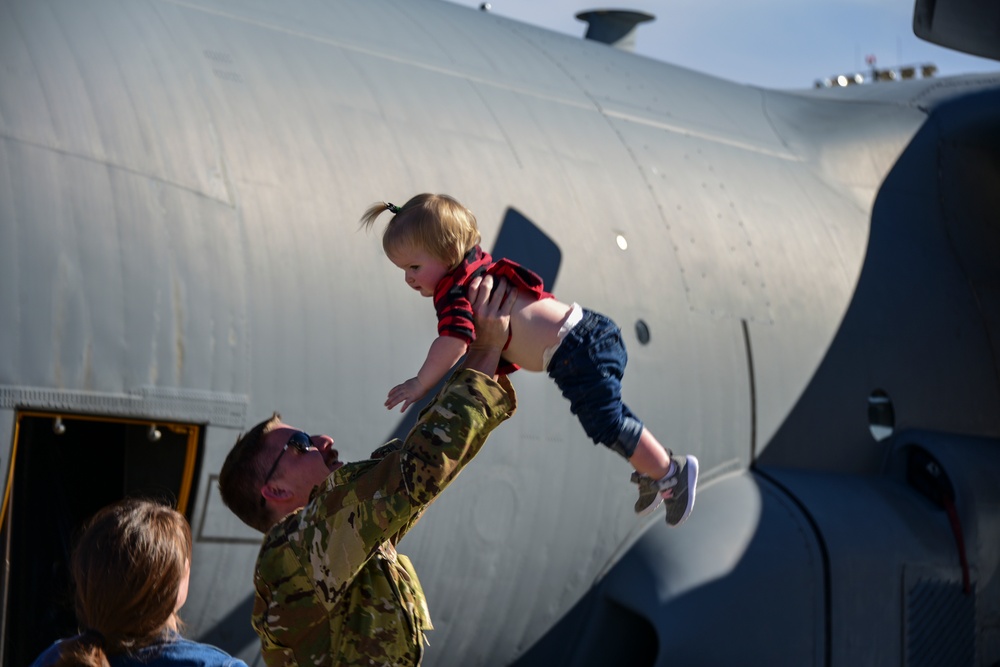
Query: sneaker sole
668 455 699 527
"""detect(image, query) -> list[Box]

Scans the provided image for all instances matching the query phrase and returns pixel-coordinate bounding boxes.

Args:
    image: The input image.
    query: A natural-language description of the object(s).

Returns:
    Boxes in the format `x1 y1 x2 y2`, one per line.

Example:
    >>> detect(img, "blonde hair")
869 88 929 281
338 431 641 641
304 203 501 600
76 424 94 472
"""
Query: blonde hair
360 193 481 269
51 498 192 667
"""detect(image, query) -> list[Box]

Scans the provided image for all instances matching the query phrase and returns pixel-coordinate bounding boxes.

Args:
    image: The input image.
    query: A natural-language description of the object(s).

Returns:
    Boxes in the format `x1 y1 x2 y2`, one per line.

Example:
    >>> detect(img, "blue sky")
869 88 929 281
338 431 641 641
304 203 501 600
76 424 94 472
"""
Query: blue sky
445 0 999 89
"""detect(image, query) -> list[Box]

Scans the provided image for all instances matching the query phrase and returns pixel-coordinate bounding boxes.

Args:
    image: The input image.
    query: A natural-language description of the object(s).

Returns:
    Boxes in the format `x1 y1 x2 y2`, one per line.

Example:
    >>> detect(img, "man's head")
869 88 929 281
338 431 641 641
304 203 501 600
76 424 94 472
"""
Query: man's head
219 413 342 532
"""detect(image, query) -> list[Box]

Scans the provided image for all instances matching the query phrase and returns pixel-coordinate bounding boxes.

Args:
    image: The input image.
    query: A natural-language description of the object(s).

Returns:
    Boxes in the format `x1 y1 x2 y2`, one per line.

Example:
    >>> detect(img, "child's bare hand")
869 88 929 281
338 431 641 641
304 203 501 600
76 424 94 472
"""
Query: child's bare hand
386 377 428 412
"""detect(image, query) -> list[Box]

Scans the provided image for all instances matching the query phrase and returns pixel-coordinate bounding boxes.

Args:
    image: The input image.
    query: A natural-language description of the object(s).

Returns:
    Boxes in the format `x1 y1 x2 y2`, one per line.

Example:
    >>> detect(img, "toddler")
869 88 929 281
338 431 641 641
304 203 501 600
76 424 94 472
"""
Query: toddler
361 193 697 526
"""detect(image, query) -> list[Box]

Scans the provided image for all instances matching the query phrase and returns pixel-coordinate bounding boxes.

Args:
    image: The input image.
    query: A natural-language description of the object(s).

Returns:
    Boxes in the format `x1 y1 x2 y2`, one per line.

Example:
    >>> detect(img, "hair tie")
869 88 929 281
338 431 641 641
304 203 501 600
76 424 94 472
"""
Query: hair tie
386 202 401 214
81 629 105 648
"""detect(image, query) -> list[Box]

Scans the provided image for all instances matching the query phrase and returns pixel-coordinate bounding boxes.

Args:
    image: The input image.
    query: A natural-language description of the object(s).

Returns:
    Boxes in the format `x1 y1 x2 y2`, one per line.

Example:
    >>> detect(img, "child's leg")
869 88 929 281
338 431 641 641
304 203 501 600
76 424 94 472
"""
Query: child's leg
629 429 672 517
627 428 671 480
629 427 699 527
544 308 698 525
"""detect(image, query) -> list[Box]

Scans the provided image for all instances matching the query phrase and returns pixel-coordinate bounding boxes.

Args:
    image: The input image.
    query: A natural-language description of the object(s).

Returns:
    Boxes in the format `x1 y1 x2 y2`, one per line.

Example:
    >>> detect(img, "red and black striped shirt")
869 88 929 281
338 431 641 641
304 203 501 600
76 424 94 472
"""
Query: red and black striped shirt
433 245 554 374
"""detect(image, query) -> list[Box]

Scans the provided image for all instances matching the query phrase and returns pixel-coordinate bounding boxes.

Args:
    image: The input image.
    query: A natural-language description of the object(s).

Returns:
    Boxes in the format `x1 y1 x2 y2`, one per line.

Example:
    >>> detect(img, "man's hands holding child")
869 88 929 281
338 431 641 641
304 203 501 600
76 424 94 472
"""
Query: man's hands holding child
467 275 515 352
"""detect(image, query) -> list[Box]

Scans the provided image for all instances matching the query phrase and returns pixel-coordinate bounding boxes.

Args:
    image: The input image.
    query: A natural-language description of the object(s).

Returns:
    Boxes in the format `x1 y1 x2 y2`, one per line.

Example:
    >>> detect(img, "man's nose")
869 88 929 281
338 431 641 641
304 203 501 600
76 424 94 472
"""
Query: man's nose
314 434 335 450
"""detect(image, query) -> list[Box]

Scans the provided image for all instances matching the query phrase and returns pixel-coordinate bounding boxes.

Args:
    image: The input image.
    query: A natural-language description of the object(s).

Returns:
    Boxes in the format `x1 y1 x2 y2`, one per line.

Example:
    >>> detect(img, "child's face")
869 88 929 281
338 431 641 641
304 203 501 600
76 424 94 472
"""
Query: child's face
388 245 451 298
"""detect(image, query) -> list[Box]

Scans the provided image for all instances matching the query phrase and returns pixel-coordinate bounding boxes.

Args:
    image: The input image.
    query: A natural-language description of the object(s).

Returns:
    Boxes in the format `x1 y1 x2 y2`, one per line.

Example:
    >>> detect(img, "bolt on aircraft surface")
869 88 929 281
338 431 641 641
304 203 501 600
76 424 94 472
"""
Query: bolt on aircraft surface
1 0 999 665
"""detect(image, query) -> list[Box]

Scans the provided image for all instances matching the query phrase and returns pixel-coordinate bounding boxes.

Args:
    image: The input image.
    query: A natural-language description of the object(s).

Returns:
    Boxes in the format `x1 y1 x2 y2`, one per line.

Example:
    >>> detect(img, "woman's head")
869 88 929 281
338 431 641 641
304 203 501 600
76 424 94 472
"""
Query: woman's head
71 498 192 653
360 193 481 269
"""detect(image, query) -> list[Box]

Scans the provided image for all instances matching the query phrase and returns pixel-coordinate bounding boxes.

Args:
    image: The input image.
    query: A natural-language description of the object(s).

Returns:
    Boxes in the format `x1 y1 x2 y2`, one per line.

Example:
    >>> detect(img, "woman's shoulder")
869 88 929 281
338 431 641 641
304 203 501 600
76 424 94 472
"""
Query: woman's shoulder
30 633 247 667
119 635 249 667
28 638 68 667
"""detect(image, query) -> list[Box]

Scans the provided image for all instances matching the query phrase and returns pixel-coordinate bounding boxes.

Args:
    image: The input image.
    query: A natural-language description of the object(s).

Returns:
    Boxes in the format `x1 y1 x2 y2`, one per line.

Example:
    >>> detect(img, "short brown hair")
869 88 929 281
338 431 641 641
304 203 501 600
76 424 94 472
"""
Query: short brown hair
218 412 283 532
359 193 481 269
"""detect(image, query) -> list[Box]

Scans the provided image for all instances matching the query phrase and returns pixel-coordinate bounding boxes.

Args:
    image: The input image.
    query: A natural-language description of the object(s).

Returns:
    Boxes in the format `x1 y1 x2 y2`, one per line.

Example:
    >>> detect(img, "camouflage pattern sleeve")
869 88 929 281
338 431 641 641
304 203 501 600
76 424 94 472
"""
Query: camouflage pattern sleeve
400 370 515 506
390 370 515 543
299 368 515 598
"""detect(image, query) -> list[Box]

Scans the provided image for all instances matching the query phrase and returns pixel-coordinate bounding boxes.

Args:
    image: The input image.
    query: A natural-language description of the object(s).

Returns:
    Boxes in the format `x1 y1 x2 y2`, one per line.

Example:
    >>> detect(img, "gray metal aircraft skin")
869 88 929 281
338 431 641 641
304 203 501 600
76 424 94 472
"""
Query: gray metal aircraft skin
1 0 998 665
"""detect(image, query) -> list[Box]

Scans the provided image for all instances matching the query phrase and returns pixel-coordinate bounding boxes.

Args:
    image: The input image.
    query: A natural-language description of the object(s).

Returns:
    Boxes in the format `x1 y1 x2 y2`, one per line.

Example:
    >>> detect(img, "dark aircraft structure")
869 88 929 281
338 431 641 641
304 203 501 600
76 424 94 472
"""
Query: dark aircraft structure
1 0 998 665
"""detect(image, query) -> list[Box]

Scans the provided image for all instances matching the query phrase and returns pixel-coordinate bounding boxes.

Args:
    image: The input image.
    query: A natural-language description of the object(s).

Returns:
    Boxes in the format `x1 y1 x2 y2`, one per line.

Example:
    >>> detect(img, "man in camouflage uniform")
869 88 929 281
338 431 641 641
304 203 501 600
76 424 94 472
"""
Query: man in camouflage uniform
218 276 516 666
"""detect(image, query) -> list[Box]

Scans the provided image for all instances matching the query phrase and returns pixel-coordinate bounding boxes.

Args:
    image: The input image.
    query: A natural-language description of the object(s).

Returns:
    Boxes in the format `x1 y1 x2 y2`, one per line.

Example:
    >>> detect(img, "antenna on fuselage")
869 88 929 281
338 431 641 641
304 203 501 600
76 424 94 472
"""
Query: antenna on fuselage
576 9 655 52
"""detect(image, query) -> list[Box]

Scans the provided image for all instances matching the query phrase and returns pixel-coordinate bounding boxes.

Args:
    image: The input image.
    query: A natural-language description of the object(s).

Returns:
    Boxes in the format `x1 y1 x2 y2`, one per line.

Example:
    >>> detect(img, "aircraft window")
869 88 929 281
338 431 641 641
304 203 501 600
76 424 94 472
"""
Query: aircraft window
1 412 201 667
868 389 895 441
635 319 650 345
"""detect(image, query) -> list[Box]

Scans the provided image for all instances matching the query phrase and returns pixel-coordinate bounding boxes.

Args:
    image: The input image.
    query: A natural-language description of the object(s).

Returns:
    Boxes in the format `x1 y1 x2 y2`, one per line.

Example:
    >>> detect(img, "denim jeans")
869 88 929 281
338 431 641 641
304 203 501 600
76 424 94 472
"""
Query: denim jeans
546 309 643 459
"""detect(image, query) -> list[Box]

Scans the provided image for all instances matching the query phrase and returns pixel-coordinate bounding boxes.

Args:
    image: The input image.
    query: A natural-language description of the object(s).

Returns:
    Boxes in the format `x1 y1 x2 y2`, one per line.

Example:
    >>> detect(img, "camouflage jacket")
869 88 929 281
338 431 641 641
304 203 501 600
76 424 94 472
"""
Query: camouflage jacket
252 370 515 666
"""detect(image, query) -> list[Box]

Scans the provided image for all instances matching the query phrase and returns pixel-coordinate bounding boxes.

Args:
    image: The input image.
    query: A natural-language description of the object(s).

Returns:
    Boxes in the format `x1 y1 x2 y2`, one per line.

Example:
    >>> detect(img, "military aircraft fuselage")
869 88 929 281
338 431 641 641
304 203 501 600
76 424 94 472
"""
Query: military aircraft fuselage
1 0 998 665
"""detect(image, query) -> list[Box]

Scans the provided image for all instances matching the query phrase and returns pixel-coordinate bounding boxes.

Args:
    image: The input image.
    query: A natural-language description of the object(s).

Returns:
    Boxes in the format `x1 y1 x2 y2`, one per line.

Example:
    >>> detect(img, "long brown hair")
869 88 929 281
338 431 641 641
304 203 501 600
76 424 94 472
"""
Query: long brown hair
49 498 192 667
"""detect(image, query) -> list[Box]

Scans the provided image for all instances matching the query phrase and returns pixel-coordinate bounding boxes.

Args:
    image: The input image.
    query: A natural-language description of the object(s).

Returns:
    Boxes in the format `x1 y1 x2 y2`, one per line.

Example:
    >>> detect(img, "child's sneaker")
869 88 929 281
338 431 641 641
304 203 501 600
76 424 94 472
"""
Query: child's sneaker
631 471 663 516
661 454 698 527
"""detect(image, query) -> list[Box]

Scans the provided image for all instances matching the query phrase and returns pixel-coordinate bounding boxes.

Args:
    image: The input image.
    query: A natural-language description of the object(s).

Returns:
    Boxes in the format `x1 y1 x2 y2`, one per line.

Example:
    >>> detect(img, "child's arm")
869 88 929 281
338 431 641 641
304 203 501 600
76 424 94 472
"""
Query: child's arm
386 335 469 412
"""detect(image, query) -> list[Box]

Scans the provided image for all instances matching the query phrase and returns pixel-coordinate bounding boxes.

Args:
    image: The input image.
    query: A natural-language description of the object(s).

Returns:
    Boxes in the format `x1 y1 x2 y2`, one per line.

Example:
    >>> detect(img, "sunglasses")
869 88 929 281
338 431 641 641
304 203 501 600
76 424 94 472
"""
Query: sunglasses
261 431 316 489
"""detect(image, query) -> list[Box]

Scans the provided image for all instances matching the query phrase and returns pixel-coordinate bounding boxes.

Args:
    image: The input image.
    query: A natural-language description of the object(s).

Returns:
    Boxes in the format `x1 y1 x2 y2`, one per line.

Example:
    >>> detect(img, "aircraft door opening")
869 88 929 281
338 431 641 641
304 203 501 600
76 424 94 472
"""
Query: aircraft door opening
0 412 201 667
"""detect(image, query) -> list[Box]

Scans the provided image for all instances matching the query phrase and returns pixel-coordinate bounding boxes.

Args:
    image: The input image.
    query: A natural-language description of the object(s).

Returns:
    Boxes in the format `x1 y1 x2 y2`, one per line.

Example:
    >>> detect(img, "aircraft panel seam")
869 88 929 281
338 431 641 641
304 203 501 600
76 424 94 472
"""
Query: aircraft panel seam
0 131 236 208
160 0 607 112
159 0 796 159
603 108 802 160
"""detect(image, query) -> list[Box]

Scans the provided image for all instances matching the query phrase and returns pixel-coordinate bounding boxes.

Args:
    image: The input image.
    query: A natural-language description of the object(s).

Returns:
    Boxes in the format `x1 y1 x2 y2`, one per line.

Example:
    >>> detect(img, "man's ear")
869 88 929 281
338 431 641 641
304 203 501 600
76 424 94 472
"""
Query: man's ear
261 483 292 502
